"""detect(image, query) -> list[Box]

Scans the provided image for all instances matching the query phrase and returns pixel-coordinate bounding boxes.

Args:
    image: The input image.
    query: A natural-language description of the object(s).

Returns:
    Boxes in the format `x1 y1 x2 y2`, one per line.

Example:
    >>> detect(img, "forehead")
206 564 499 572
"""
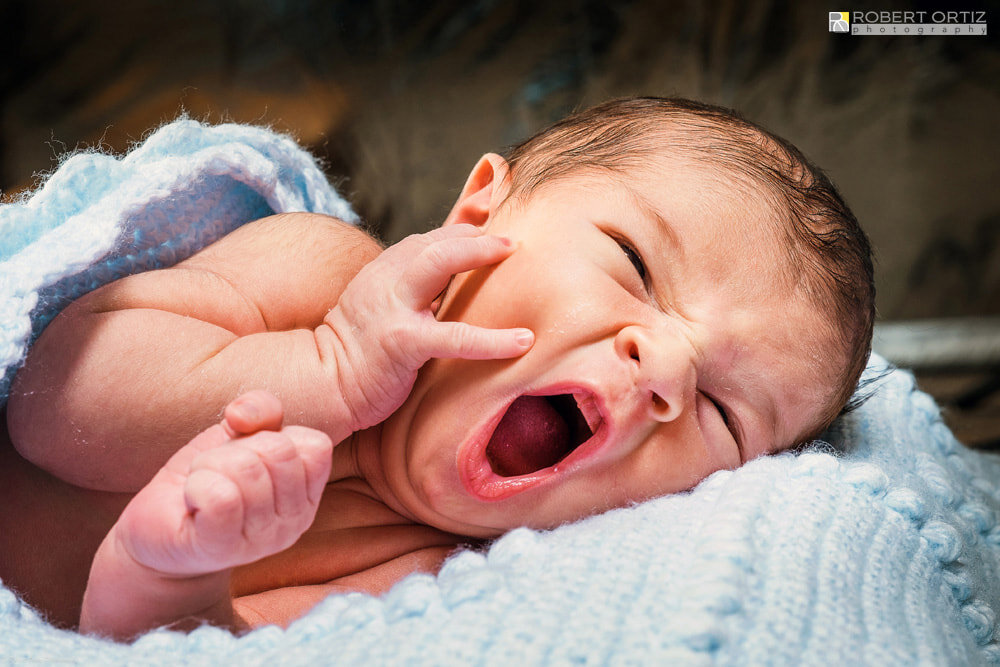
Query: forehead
524 149 793 293
624 150 791 283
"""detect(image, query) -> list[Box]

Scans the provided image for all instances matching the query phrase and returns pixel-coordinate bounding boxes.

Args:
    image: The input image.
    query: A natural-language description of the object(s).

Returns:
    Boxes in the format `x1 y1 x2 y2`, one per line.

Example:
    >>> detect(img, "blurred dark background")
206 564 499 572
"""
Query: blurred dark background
2 0 998 445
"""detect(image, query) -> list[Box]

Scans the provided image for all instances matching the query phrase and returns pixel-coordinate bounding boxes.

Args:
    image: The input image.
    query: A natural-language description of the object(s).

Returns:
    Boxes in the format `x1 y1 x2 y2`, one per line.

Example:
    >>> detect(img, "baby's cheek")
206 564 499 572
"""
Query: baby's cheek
435 269 488 326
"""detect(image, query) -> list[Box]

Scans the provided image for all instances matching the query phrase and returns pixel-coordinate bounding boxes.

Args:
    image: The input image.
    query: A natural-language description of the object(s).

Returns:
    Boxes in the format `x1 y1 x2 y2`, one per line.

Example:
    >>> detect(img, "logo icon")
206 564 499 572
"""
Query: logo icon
829 11 849 32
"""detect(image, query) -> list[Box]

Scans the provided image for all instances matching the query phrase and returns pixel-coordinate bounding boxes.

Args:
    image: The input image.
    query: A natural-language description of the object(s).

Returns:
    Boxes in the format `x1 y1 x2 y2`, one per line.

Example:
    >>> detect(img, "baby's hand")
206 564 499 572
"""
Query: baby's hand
324 224 533 431
110 391 332 578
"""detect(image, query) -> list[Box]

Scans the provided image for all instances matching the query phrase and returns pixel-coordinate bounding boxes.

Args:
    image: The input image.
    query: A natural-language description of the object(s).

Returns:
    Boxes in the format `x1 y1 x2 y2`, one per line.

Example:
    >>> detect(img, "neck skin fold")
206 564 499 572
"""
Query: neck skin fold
329 425 419 523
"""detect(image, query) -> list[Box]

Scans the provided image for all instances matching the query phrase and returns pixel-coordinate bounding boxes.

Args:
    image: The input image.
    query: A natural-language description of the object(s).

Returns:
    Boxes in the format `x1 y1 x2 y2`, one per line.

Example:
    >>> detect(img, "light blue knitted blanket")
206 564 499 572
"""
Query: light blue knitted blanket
2 120 999 665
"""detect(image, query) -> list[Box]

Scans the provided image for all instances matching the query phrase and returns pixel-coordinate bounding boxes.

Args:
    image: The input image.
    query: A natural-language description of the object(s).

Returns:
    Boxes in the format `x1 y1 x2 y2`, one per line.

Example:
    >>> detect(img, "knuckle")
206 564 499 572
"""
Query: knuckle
452 326 481 357
284 426 332 457
247 432 297 463
385 322 412 352
380 321 421 365
417 243 451 274
206 482 242 511
201 446 265 482
189 471 242 511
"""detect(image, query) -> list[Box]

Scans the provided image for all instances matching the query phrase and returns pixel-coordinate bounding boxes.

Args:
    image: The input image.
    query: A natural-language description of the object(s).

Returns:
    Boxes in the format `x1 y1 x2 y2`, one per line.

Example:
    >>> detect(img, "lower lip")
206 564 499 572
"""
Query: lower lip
458 391 609 501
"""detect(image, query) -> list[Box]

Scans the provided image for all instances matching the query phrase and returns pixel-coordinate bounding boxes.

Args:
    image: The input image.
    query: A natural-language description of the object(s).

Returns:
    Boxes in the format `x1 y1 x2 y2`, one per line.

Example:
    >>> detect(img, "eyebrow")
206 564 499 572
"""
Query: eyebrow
703 338 783 461
621 185 685 316
624 186 682 254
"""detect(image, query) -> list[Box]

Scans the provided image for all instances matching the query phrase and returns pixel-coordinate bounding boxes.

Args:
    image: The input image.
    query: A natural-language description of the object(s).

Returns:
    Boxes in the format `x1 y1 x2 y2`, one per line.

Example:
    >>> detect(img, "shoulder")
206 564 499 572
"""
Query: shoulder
190 212 383 268
187 211 381 291
175 212 385 331
77 213 384 332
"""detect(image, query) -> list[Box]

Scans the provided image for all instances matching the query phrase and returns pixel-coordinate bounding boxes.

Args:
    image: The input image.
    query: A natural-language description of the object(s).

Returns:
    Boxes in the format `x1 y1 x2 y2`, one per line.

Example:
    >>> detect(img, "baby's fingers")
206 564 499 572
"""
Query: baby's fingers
161 392 284 479
423 321 534 360
184 468 244 550
281 426 333 506
399 234 515 307
223 390 283 437
188 446 274 537
241 433 308 520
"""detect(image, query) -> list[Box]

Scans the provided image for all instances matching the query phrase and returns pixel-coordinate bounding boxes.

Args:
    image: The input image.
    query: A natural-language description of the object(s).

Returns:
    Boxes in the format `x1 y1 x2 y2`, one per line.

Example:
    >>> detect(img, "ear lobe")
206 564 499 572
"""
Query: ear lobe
442 153 510 228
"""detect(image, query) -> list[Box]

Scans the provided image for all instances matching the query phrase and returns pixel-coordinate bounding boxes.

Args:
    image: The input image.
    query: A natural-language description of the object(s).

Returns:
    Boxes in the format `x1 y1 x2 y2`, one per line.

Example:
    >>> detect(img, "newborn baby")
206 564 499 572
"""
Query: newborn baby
3 97 874 639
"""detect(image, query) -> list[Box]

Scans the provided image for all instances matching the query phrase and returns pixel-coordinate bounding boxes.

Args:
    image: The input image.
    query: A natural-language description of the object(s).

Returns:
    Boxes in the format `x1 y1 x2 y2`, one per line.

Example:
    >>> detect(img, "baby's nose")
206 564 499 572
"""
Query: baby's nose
614 325 695 423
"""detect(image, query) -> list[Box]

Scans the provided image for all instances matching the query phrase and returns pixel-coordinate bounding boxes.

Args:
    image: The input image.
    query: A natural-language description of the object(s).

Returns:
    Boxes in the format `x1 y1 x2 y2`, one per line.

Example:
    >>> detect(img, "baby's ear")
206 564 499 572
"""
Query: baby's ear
442 153 510 228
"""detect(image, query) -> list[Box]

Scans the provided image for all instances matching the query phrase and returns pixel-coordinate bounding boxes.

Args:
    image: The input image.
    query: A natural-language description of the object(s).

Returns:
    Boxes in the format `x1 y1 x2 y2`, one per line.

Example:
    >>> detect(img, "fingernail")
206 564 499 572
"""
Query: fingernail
515 329 534 346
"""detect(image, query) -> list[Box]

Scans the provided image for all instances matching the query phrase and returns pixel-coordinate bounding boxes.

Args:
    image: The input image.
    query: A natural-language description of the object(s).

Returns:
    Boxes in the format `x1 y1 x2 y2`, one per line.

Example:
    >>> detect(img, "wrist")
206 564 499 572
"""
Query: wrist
316 308 370 435
80 528 234 640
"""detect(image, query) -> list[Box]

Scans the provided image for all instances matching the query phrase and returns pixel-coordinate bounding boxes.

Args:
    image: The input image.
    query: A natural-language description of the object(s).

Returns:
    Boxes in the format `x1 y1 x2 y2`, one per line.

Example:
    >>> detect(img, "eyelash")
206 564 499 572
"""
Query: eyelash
617 239 647 282
707 393 742 459
708 395 731 428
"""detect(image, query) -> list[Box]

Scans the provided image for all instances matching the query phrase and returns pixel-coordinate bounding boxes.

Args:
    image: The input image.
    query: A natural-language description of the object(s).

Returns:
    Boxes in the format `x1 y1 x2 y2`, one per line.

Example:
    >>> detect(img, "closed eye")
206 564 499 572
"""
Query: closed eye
617 240 647 282
707 393 742 460
709 395 730 428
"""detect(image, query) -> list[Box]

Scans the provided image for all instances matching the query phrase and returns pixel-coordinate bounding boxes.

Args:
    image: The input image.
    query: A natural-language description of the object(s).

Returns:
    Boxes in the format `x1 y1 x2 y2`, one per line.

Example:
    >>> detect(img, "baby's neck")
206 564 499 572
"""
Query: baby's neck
329 428 367 483
329 425 415 522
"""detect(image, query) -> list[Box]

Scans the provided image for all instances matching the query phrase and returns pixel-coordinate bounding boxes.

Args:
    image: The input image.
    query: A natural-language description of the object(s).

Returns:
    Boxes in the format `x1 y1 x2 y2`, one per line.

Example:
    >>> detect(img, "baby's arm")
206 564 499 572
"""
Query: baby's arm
8 213 367 491
80 391 331 640
8 214 530 492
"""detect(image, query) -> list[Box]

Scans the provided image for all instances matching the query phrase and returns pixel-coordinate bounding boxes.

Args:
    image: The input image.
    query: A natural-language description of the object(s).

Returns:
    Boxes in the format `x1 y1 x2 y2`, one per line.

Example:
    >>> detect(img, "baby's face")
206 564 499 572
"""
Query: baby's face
377 153 839 537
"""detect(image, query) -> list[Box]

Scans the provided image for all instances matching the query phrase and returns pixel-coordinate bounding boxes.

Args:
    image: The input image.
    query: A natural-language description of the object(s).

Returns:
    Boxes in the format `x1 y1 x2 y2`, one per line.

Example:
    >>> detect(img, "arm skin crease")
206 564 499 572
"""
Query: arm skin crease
6 213 382 493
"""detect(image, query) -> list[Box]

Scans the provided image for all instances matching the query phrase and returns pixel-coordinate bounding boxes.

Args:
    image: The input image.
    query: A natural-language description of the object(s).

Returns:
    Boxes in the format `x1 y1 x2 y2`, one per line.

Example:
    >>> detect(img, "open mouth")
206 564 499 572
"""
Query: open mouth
484 393 598 477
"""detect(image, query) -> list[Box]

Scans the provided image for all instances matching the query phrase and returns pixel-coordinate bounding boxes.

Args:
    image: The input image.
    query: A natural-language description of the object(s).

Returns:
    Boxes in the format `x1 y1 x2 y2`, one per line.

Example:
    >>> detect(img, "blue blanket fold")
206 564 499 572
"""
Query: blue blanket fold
1 120 998 665
0 119 356 402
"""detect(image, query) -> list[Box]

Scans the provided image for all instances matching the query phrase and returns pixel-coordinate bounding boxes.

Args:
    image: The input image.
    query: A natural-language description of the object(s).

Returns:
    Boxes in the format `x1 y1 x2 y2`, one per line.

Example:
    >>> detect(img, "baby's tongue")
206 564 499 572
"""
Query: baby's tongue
485 395 570 477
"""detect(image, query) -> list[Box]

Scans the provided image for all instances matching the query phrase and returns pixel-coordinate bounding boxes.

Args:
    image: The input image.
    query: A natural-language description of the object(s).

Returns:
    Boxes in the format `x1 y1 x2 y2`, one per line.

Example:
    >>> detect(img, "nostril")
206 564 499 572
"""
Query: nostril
651 392 668 414
628 341 640 362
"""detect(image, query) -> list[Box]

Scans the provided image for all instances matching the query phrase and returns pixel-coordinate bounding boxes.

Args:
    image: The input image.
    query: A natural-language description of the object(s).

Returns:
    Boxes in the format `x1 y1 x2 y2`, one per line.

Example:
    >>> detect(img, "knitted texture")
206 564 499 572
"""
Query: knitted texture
0 118 356 403
2 122 998 665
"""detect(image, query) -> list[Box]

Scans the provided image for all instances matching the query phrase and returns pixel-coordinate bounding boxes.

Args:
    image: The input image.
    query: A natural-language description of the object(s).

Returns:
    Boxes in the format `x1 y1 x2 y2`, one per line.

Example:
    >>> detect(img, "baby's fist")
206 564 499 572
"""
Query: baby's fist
114 392 332 578
178 426 331 570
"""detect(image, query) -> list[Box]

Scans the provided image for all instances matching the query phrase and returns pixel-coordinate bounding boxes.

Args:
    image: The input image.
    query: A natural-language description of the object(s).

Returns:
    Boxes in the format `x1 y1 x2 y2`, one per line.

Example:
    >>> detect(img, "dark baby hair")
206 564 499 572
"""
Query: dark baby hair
502 97 875 434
